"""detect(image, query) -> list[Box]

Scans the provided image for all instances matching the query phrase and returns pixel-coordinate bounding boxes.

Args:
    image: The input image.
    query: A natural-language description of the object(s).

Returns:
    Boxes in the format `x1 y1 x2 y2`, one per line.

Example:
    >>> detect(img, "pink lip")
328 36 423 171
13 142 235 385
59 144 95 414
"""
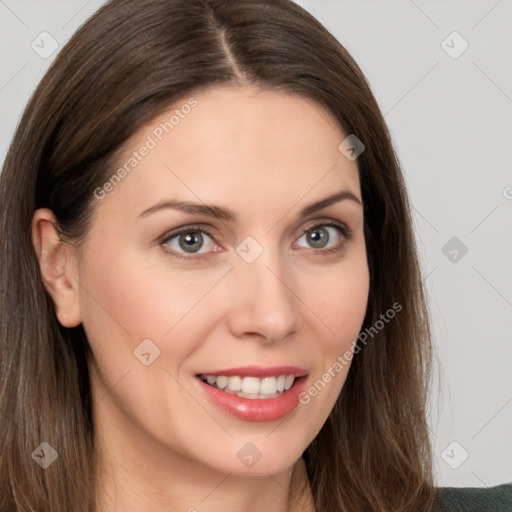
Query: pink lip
196 365 308 378
195 372 308 423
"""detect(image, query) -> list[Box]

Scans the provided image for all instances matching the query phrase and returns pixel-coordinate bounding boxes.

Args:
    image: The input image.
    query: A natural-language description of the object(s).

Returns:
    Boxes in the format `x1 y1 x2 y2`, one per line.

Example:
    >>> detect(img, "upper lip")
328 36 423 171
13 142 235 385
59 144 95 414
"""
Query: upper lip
197 365 308 378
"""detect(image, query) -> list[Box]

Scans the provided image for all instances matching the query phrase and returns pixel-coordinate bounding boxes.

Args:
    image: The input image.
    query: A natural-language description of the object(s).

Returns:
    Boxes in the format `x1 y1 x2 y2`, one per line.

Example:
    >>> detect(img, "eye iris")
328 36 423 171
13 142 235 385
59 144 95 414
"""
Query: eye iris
179 232 203 253
172 226 335 255
307 227 329 248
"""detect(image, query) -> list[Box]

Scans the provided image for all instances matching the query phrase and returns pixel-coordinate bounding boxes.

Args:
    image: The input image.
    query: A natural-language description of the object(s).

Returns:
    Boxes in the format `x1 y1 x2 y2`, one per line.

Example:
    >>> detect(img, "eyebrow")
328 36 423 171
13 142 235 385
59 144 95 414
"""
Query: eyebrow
137 189 362 222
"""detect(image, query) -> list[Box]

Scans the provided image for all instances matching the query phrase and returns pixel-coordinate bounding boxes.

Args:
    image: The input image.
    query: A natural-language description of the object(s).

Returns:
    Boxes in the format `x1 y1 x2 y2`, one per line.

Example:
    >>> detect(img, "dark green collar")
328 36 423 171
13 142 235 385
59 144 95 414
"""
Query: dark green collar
437 483 512 511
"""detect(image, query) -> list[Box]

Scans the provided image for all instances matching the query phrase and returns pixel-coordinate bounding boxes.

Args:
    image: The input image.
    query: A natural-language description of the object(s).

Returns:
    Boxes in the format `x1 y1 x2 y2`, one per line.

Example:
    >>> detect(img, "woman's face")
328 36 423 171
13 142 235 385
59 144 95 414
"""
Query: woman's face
47 86 369 477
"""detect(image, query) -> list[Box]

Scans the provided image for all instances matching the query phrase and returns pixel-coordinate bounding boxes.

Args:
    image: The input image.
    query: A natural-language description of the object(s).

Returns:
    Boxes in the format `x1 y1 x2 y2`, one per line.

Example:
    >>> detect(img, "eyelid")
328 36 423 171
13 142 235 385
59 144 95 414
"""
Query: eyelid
297 218 352 240
158 223 220 252
159 218 353 260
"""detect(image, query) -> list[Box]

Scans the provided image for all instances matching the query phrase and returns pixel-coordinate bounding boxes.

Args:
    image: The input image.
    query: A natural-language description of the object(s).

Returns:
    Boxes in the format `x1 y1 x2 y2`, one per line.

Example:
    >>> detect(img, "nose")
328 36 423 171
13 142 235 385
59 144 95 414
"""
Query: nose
225 244 302 344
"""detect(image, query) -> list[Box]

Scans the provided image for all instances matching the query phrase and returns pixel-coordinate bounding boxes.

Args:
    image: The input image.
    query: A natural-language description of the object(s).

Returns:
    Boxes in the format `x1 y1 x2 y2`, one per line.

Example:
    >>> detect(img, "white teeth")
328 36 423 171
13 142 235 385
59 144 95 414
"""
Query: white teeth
241 376 260 395
276 375 286 392
200 374 297 399
259 376 276 395
216 375 228 390
227 376 242 392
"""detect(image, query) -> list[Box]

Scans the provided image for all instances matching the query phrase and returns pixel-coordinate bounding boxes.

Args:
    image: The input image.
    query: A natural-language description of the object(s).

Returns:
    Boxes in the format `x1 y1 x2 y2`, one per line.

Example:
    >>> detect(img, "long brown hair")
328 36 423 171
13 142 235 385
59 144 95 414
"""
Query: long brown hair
0 0 440 510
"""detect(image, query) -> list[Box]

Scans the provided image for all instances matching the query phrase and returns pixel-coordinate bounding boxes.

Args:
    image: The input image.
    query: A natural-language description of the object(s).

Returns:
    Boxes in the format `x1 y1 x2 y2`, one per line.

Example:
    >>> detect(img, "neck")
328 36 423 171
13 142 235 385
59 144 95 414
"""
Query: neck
95 443 314 512
92 399 315 512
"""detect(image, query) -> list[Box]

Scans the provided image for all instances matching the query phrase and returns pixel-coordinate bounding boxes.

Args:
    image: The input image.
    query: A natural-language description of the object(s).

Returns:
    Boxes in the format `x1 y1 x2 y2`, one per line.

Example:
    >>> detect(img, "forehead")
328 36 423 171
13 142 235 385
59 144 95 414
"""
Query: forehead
94 85 361 221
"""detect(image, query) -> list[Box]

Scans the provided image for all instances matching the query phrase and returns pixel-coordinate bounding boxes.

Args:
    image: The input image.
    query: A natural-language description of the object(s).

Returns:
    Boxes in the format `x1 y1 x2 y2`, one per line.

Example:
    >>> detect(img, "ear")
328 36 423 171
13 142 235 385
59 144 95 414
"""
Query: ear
31 208 82 328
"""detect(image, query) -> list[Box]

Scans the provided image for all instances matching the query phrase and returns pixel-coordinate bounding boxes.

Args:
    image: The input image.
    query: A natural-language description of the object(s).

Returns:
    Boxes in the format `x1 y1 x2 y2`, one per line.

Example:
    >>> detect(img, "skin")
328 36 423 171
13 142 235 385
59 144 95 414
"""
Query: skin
32 85 370 512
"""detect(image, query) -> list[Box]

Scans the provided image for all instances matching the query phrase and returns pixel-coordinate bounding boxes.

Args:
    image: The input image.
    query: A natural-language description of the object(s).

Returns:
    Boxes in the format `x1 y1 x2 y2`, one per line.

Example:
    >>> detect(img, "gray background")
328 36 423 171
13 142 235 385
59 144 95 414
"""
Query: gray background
1 0 511 489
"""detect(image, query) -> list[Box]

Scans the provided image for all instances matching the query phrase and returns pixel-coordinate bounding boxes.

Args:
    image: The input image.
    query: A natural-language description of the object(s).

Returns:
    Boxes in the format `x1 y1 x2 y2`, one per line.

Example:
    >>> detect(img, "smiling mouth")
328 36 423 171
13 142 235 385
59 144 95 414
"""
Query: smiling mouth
198 374 296 400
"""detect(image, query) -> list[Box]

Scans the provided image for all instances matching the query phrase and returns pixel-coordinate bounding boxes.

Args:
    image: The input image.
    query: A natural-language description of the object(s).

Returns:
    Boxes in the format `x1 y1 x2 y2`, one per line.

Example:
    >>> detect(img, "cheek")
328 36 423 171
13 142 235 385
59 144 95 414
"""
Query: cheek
297 260 367 388
291 260 369 445
301 258 369 347
78 247 230 366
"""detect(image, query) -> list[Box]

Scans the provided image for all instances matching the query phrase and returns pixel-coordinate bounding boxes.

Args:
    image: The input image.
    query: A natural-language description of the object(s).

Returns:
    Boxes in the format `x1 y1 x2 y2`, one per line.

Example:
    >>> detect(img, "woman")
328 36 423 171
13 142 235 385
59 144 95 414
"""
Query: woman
0 1 510 511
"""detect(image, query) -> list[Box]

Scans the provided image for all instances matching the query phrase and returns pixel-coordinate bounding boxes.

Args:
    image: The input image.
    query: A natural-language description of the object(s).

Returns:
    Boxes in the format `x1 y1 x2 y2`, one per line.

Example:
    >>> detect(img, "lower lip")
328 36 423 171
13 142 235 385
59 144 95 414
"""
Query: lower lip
196 376 308 422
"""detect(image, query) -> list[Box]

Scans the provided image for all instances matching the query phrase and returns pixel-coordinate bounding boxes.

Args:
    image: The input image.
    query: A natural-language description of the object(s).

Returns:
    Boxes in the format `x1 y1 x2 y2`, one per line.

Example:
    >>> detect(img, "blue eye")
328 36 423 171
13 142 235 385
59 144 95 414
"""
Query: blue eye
296 223 348 250
160 221 352 261
162 227 216 258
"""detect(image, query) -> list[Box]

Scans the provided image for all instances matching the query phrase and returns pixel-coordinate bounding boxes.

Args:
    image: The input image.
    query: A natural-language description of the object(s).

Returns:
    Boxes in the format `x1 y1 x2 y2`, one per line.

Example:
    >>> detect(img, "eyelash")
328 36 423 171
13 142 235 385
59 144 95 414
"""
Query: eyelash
159 221 353 262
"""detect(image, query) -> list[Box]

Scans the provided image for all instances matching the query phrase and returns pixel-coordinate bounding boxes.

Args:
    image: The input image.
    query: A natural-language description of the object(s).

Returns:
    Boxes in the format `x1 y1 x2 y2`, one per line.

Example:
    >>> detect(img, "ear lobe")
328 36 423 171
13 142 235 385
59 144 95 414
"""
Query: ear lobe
31 208 82 328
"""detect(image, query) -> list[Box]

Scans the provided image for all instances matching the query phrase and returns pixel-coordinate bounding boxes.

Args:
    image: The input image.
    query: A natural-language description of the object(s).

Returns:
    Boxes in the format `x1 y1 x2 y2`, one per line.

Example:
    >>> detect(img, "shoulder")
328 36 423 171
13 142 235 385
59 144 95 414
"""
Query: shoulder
436 482 512 511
